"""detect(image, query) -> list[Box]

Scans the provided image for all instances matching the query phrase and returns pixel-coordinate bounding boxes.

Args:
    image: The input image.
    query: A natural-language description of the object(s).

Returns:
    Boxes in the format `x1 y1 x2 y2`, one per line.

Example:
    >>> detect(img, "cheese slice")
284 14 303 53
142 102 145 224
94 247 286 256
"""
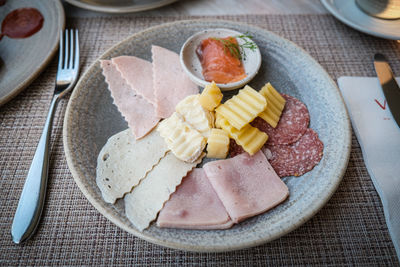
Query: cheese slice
216 113 268 155
215 85 266 130
125 152 204 231
175 94 214 138
157 112 206 163
258 83 286 128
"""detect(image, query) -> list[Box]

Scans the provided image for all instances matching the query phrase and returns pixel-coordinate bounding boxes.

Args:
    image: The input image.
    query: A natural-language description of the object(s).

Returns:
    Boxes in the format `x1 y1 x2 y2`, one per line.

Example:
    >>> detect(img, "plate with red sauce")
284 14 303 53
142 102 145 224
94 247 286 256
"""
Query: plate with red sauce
181 28 262 91
0 0 65 106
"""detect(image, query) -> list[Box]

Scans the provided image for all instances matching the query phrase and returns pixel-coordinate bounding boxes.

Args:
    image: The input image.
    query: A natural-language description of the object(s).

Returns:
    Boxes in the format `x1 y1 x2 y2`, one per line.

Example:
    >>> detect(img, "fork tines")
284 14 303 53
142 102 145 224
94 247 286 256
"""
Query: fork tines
58 29 79 71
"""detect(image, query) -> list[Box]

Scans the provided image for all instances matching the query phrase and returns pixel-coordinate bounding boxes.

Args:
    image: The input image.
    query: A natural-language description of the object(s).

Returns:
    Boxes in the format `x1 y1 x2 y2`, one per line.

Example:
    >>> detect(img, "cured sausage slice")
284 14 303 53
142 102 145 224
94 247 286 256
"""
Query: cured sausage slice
263 128 323 177
229 139 245 158
252 94 309 145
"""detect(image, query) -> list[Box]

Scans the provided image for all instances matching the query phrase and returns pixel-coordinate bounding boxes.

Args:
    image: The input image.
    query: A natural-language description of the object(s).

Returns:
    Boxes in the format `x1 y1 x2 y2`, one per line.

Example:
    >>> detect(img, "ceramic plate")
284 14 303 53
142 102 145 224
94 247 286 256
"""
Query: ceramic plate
0 0 65 106
64 0 178 13
63 20 351 252
321 0 400 40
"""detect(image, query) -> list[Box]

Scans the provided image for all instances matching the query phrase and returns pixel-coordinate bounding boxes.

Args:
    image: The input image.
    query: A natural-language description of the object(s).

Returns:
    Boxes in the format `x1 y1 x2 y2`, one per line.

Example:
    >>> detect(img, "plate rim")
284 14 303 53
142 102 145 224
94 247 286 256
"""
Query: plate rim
321 0 400 40
0 0 65 107
64 0 178 14
63 19 352 252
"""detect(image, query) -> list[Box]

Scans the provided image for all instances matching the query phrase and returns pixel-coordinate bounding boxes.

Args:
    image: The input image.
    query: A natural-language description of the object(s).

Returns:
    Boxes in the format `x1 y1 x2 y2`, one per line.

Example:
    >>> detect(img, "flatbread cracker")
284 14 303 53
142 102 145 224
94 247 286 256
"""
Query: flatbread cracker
125 152 204 231
96 129 169 204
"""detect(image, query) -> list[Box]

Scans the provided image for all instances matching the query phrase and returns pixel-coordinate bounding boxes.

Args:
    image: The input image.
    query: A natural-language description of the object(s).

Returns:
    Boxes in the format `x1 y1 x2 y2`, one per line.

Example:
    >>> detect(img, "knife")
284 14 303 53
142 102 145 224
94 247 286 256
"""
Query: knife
373 53 400 128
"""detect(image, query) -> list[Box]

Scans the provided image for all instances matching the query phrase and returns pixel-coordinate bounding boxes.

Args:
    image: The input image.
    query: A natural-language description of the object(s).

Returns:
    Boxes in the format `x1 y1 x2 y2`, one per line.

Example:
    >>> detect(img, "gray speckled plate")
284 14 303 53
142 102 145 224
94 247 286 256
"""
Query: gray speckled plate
0 0 65 106
63 20 351 252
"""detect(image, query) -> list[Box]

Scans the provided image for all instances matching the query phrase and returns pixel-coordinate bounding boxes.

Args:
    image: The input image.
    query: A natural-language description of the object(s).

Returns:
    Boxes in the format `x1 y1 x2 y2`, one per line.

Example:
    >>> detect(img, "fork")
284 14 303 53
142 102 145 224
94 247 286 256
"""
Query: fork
11 29 79 244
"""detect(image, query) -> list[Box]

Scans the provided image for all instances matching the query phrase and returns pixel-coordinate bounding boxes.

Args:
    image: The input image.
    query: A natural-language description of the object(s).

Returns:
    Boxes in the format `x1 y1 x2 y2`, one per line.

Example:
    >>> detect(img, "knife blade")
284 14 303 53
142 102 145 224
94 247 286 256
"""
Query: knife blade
373 53 400 128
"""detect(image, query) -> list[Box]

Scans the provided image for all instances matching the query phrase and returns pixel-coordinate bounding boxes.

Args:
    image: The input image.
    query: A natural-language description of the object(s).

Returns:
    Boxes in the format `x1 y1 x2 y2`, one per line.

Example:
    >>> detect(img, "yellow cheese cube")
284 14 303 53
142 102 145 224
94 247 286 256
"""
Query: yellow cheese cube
215 85 266 131
199 81 223 111
206 129 230 159
216 114 268 155
258 83 286 128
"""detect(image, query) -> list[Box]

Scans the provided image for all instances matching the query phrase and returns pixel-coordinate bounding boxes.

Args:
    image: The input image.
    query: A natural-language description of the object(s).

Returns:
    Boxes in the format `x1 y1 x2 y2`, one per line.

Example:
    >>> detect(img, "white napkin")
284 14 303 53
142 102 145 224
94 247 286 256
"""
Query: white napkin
338 76 400 259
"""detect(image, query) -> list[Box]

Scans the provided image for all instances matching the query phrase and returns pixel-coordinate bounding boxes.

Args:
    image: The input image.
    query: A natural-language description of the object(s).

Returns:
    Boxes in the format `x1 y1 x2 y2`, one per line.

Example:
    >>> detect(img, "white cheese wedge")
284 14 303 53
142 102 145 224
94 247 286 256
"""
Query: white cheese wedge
157 112 206 163
175 94 214 138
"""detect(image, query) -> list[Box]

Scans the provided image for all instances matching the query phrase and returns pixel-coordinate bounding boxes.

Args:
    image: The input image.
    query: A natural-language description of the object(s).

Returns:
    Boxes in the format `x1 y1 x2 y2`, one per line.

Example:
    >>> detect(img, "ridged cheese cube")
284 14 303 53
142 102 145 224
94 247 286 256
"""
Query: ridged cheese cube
258 83 286 128
199 81 223 111
215 85 266 130
206 129 230 159
157 112 206 163
175 94 214 138
216 113 268 155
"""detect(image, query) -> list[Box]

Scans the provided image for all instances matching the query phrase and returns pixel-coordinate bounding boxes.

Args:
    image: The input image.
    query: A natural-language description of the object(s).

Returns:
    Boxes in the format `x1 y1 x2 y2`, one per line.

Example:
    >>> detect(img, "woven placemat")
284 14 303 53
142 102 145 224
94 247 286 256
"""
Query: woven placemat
1 14 399 266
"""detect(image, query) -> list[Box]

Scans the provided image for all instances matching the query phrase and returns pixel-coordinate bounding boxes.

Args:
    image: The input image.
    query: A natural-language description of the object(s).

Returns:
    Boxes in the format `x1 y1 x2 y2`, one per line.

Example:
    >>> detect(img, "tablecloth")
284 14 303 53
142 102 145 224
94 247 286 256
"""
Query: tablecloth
1 14 399 266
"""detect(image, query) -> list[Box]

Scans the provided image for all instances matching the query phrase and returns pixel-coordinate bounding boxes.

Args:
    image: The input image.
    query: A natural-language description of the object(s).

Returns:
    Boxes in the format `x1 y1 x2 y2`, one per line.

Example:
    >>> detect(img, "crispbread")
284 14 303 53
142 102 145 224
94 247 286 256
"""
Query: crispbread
125 152 204 231
96 128 169 204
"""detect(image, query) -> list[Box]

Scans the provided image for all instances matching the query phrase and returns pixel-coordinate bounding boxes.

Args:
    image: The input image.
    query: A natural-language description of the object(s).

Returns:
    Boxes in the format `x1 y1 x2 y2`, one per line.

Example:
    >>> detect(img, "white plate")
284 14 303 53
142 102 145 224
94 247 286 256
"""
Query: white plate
180 28 262 91
321 0 400 40
64 0 178 13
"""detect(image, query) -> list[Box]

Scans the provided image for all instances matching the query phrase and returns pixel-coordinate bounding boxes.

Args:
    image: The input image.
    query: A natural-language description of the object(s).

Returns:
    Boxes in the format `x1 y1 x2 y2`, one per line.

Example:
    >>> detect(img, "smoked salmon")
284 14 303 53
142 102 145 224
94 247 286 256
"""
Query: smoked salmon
196 37 247 84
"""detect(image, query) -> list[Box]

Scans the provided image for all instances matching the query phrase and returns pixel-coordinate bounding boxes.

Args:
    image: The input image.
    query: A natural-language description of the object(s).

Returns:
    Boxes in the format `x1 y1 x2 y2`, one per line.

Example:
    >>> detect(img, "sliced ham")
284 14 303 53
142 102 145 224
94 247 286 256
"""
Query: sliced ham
203 151 289 223
152 45 199 118
157 168 233 230
100 60 160 139
111 56 155 105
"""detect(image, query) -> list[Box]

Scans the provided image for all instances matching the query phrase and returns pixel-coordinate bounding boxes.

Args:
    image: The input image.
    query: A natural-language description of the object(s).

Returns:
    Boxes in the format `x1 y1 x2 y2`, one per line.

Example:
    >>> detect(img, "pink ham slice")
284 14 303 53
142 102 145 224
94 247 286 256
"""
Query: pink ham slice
152 45 199 118
157 168 233 230
111 56 155 105
203 151 289 223
100 60 160 139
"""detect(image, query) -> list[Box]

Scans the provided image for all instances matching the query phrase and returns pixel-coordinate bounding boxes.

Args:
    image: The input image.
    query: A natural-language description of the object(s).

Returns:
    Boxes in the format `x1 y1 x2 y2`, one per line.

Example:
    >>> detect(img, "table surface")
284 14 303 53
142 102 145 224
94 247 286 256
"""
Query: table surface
1 0 400 266
64 0 328 16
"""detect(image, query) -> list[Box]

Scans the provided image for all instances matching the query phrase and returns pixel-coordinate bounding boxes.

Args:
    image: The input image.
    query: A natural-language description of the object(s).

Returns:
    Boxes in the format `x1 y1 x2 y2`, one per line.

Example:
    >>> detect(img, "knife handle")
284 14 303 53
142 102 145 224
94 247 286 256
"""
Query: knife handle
11 96 59 244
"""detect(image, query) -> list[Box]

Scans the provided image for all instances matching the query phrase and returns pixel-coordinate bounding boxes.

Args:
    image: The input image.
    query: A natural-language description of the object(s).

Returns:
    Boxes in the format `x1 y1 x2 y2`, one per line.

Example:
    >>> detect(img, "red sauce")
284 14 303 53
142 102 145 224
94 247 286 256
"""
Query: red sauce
196 37 246 84
0 8 44 41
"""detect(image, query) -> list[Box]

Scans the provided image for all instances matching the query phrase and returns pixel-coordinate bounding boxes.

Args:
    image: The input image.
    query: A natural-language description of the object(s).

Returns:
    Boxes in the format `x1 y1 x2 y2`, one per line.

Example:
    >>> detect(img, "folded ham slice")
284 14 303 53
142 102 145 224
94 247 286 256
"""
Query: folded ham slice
203 151 289 223
111 56 156 105
157 168 233 230
152 45 199 118
100 60 159 139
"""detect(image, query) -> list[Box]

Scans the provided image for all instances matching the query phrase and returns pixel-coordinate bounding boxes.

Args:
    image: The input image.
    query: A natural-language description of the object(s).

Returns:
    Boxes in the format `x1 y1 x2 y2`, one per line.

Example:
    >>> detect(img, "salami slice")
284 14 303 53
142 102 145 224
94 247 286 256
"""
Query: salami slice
252 94 309 145
229 139 245 158
262 128 323 177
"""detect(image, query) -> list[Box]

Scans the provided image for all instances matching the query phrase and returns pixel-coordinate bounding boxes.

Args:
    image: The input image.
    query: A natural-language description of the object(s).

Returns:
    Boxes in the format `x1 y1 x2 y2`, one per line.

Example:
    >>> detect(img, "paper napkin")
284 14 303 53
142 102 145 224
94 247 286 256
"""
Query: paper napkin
338 76 400 259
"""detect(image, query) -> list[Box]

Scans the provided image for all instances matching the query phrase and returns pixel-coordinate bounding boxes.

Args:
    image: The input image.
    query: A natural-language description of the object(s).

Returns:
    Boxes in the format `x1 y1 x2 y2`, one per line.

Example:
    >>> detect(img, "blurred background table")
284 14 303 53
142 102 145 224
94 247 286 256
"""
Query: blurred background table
64 0 328 16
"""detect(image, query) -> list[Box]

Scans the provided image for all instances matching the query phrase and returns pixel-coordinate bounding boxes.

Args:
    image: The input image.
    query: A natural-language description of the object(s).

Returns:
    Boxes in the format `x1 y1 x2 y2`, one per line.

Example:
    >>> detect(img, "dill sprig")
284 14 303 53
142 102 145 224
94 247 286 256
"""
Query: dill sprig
211 33 256 60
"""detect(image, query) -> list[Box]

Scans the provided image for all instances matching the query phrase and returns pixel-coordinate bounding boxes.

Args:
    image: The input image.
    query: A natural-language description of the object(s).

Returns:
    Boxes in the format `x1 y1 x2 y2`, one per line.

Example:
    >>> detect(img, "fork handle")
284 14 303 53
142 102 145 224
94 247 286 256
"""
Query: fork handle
11 94 60 244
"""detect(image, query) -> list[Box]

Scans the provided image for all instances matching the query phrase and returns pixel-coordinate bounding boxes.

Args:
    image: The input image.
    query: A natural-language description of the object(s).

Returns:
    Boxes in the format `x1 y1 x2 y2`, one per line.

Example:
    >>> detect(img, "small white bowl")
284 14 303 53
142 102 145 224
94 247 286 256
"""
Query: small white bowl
180 28 262 91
